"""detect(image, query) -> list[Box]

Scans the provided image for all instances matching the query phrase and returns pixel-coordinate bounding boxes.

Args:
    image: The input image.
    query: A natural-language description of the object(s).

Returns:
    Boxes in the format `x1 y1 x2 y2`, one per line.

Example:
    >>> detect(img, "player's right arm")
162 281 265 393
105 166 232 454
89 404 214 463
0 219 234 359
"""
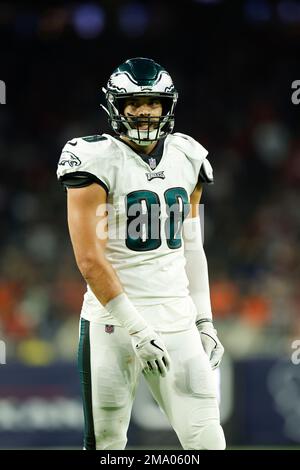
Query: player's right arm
66 182 170 377
67 183 122 305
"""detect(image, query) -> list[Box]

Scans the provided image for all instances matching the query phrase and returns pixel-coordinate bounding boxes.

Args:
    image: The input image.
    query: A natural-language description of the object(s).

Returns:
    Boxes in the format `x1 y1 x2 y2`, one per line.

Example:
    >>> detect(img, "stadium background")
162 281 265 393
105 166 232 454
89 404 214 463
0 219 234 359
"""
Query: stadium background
0 0 300 449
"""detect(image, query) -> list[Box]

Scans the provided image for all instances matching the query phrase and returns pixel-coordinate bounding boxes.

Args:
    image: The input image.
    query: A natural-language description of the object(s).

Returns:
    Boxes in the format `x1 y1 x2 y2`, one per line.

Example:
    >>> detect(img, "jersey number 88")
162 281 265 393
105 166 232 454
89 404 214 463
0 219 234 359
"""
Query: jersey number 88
125 187 189 252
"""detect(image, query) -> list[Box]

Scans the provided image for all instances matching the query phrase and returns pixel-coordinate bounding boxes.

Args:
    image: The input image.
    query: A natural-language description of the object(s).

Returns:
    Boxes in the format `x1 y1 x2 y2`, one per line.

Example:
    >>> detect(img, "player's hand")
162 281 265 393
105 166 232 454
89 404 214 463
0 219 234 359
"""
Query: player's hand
197 321 224 369
131 327 171 377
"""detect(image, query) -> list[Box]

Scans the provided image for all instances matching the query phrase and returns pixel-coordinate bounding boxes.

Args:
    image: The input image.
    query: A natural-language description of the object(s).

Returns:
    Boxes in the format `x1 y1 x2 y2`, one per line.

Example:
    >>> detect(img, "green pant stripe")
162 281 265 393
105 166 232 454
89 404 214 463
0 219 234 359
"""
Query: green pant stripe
78 318 96 450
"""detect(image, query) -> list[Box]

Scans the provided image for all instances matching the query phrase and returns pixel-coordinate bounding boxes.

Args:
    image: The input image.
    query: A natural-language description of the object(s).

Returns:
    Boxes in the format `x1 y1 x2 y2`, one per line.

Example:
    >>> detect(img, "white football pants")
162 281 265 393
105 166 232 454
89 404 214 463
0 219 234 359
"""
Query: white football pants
78 318 225 450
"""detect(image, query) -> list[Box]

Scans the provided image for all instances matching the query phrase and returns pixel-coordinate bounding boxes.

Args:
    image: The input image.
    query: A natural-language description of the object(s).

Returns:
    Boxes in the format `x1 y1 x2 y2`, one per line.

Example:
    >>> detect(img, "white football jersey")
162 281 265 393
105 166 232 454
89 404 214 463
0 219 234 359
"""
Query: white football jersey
57 133 209 331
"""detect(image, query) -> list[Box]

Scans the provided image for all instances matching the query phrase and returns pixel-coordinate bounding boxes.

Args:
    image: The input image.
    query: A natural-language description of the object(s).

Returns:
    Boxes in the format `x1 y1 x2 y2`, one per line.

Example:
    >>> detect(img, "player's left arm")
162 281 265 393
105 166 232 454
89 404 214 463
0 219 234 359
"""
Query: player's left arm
183 178 224 369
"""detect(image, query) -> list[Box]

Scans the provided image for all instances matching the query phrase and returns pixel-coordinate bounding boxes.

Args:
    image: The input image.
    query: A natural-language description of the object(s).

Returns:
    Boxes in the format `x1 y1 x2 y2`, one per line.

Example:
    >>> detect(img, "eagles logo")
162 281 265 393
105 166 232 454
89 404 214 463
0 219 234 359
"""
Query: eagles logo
58 151 81 167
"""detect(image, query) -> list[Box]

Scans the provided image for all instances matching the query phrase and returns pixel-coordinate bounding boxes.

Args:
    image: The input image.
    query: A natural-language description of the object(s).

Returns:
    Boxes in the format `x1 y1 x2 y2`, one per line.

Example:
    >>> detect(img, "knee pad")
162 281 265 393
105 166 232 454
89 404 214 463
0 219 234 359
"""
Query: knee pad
199 422 226 450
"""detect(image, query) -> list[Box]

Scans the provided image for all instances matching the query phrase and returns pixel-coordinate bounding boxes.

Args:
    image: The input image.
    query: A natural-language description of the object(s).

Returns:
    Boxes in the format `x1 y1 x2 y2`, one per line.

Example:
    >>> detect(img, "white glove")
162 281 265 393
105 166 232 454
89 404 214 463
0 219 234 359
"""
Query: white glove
105 293 171 377
197 320 224 369
131 326 171 377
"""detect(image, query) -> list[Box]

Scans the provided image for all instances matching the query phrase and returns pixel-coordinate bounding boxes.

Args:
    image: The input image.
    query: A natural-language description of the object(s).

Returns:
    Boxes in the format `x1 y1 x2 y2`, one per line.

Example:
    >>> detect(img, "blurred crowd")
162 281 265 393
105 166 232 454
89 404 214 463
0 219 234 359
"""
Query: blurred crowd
0 1 299 365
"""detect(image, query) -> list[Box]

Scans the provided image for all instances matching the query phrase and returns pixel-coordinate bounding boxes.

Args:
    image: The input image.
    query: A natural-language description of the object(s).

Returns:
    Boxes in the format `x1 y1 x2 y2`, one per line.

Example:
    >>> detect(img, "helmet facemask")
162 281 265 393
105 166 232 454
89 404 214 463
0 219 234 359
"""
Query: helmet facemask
103 92 177 145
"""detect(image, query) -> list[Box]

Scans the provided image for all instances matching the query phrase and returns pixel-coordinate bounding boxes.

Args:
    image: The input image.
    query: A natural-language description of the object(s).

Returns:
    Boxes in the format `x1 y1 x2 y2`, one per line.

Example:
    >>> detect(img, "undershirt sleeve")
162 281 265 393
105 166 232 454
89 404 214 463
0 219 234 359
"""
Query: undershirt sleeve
59 171 109 193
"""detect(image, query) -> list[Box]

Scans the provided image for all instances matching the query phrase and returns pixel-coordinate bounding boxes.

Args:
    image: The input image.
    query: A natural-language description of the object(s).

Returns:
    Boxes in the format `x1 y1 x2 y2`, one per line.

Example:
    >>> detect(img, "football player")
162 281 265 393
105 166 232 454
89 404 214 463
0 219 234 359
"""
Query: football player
57 57 225 450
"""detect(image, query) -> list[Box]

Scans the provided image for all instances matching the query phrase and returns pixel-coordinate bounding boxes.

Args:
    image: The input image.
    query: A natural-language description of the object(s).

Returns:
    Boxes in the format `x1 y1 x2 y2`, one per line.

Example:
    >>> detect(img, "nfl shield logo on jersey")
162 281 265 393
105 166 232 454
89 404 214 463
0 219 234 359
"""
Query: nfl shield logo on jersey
105 325 114 334
148 157 157 170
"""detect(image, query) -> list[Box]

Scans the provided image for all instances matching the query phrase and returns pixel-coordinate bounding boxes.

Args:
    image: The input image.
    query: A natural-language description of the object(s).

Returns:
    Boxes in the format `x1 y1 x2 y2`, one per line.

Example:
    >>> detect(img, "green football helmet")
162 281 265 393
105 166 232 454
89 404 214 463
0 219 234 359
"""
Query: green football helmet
101 57 178 145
